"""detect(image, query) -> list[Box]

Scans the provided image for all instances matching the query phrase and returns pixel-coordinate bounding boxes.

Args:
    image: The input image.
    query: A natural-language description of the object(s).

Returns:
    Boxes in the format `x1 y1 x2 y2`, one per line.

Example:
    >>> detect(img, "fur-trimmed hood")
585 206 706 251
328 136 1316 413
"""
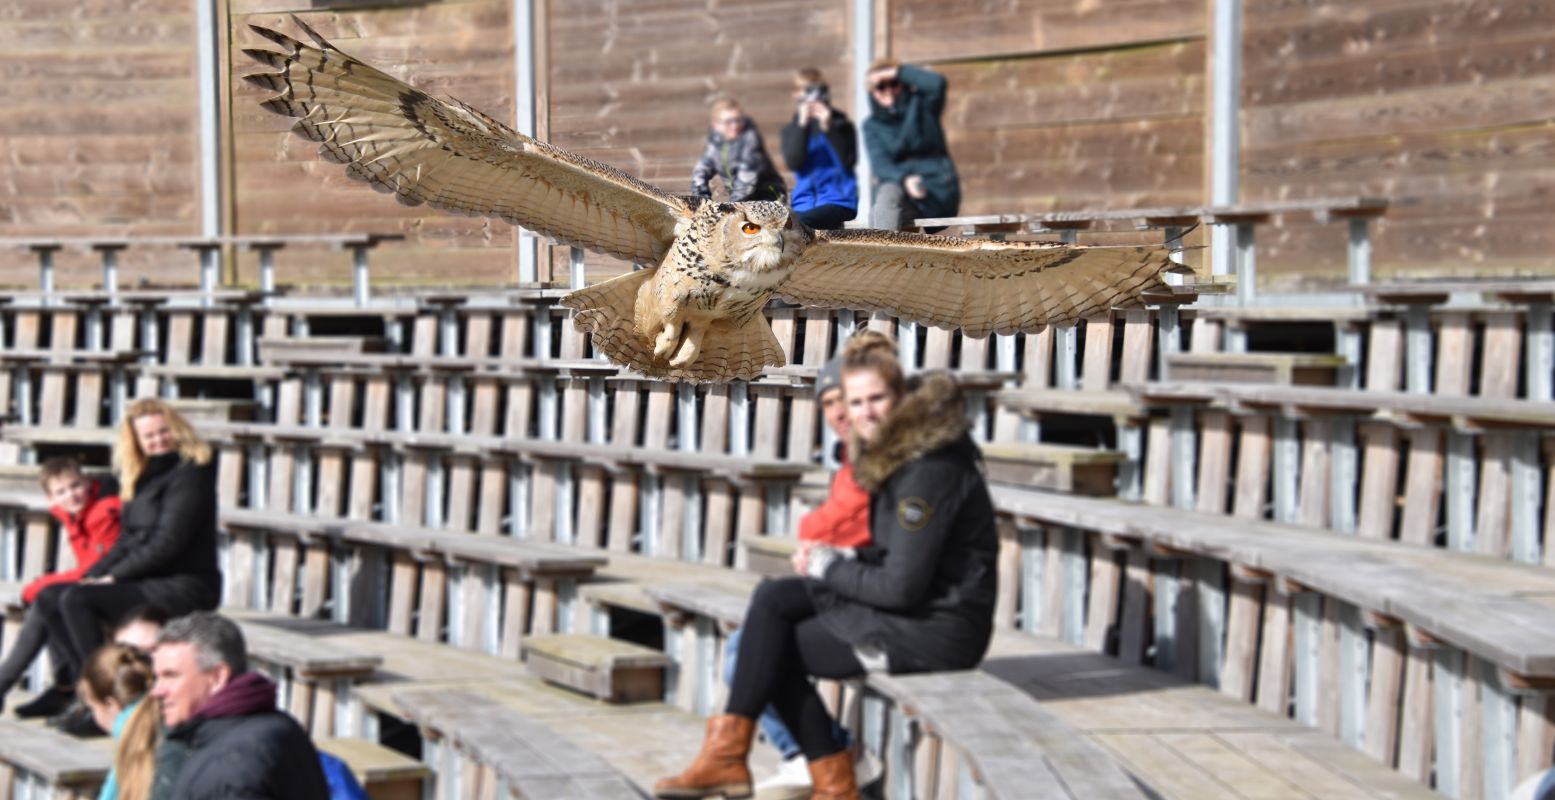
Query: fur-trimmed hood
851 372 971 492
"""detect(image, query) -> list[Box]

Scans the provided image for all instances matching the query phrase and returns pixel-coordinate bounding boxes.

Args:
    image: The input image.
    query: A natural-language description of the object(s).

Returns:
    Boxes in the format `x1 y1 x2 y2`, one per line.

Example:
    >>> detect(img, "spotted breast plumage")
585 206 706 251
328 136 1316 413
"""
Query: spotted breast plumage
243 18 1184 383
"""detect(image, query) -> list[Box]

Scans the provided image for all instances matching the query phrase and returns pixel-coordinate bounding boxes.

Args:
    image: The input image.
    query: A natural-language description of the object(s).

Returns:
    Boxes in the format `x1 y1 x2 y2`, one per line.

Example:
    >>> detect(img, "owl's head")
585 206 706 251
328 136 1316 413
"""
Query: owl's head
708 201 811 272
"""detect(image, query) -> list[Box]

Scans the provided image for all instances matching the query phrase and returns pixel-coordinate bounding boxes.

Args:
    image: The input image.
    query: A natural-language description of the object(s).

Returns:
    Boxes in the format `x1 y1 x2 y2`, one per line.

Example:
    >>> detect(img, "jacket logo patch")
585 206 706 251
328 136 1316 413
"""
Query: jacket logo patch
897 497 933 531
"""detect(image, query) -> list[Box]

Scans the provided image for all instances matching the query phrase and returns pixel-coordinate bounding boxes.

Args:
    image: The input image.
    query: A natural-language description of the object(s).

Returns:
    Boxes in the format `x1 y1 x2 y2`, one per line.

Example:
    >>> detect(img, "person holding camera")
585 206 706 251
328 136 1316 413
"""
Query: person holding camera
863 59 960 231
779 68 858 230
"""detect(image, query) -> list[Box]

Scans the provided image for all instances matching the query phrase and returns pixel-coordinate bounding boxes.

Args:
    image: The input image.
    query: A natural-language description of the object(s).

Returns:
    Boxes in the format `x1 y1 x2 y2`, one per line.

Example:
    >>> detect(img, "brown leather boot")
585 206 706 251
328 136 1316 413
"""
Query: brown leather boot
654 714 756 798
807 751 859 799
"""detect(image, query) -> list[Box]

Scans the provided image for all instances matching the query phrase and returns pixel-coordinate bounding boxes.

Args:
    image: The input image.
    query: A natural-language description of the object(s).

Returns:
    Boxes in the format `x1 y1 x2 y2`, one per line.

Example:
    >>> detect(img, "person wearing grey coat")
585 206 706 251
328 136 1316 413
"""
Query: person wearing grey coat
690 99 787 202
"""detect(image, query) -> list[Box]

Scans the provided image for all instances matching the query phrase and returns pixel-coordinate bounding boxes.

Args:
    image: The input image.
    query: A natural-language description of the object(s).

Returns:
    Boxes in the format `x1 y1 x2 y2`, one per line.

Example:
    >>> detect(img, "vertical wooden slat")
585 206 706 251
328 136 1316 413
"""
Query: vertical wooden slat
1356 423 1401 540
1232 415 1272 519
702 479 735 567
387 553 418 636
417 561 447 642
1364 621 1407 767
1080 313 1114 391
1196 410 1233 514
501 570 533 659
1220 572 1264 703
1083 541 1121 653
1116 545 1152 665
1397 632 1436 783
1255 581 1293 716
1296 418 1332 528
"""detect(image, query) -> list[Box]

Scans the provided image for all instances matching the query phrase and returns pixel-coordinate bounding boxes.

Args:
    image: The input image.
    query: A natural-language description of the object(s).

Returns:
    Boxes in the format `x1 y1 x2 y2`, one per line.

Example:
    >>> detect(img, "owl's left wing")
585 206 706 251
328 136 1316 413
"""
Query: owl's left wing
780 228 1177 336
242 21 692 266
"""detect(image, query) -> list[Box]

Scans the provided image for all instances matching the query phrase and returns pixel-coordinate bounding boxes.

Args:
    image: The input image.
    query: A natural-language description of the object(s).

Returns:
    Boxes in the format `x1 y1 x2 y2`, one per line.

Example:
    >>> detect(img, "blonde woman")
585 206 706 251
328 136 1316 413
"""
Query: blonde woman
41 399 221 735
80 644 159 799
656 333 998 799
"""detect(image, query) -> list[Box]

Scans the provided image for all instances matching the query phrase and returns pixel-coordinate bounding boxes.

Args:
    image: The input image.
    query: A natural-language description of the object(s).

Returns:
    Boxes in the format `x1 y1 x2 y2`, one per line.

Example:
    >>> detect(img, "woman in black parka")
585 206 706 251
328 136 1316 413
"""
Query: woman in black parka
656 332 998 800
47 399 221 702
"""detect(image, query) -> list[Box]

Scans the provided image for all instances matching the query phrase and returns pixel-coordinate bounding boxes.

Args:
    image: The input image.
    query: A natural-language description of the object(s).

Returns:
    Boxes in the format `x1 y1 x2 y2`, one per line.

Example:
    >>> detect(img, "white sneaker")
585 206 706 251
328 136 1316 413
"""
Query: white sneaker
754 756 812 800
853 747 884 788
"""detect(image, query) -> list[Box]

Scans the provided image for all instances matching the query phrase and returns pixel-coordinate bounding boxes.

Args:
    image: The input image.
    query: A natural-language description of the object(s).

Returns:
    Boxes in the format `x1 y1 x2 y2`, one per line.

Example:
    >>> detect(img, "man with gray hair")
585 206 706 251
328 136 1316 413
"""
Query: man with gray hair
149 611 327 799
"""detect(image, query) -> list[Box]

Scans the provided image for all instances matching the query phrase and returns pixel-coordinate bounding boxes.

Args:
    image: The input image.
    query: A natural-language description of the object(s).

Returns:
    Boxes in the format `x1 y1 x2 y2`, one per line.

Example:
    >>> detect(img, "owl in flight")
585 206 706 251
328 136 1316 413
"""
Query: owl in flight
244 20 1180 383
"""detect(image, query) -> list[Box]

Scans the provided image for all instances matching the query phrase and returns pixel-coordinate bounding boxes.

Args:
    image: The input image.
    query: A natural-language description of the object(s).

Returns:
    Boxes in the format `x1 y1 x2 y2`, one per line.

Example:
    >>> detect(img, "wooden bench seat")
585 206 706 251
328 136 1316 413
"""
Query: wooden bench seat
0 718 111 799
523 633 673 703
390 688 645 798
866 668 1149 799
0 348 146 365
257 335 389 361
739 536 799 579
997 387 1146 421
977 633 1436 800
226 611 384 735
221 509 607 654
1164 352 1348 386
316 738 429 800
993 485 1555 678
981 442 1123 495
1137 380 1555 429
990 484 1555 796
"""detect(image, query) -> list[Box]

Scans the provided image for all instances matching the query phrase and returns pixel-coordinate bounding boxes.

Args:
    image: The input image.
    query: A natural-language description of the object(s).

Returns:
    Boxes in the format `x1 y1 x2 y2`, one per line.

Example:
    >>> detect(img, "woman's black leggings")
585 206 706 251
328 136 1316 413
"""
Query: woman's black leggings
725 578 864 760
33 581 154 684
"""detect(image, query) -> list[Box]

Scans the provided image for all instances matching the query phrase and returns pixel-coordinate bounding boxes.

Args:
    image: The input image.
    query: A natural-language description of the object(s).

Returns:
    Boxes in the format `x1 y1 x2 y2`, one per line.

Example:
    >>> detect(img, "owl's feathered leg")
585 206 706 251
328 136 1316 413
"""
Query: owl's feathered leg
560 269 785 383
670 323 707 368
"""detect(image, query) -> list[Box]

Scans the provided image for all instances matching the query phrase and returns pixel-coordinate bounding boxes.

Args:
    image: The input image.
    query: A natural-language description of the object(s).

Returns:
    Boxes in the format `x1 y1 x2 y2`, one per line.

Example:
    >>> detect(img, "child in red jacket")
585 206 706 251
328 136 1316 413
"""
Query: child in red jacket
1 457 121 715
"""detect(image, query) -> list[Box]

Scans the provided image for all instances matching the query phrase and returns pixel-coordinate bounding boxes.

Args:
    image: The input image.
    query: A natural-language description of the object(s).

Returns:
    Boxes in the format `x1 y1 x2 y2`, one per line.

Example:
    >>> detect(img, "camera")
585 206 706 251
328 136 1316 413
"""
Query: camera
799 83 829 106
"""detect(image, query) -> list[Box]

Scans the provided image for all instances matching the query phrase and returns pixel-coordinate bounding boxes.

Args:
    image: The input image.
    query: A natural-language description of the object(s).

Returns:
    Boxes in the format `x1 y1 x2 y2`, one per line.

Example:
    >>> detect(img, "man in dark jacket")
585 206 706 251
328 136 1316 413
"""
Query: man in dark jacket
149 612 328 800
862 59 961 231
690 98 787 203
780 68 858 230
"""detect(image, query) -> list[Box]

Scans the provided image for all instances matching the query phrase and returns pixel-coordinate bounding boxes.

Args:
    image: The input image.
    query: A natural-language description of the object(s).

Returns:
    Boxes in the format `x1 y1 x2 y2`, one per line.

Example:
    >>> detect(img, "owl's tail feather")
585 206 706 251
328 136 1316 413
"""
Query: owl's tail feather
561 270 785 383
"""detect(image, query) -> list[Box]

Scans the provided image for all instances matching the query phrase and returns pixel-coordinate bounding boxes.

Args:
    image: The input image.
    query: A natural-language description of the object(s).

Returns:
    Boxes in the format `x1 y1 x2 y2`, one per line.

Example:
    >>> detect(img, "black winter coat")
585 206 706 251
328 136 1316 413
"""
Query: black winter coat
811 373 998 673
167 711 329 799
86 452 221 612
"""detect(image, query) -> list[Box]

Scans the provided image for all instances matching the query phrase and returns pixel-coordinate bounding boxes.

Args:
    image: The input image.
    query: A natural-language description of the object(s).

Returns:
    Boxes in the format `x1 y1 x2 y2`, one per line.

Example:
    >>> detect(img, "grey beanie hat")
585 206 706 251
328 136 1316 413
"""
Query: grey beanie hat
815 354 844 399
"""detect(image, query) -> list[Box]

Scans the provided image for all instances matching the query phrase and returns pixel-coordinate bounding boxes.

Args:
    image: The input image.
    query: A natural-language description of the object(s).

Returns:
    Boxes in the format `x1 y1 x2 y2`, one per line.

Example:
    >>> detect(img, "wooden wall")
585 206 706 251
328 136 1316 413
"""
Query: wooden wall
0 0 203 287
3 0 1553 289
229 1 519 288
890 0 1207 243
547 0 854 282
1240 0 1555 288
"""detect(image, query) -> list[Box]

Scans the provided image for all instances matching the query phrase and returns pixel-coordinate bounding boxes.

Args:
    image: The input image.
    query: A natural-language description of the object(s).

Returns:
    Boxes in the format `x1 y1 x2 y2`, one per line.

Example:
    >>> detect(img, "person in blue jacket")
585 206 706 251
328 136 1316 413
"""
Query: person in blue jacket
779 68 858 230
862 59 961 231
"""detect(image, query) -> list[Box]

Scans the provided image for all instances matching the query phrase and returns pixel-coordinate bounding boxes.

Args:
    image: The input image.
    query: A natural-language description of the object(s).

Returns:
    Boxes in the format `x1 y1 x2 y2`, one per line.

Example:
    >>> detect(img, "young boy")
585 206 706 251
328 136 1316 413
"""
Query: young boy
690 98 787 203
0 457 122 716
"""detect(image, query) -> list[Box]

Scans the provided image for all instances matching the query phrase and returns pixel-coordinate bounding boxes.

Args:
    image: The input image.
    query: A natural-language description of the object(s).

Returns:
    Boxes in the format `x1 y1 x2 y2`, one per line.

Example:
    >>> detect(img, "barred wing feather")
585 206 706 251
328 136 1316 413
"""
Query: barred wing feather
780 229 1174 336
242 20 690 266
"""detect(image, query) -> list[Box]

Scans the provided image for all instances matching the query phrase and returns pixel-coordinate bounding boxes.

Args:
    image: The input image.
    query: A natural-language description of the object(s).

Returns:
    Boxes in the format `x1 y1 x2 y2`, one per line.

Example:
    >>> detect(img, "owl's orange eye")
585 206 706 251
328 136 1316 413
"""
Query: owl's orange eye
741 222 761 235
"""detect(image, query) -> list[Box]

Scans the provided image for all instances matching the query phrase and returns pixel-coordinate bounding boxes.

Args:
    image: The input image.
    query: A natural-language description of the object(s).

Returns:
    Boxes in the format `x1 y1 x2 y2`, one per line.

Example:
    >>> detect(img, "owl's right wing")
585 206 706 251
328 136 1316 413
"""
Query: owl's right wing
243 20 692 266
780 228 1179 336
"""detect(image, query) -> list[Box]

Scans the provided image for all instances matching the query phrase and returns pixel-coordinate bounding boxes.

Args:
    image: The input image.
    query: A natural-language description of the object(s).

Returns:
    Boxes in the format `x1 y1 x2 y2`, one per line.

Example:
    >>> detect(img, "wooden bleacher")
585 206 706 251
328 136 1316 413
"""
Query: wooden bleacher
4 208 1555 800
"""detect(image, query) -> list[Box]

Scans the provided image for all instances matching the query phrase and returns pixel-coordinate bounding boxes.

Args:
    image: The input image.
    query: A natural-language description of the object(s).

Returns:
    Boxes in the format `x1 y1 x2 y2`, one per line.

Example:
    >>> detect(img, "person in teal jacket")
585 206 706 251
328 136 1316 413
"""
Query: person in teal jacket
862 59 961 230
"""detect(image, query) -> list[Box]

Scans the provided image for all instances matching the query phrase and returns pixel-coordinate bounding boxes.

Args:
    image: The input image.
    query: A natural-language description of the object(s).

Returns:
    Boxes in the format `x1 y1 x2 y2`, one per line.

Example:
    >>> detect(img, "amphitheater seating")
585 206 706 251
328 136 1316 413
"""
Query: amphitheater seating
7 212 1555 798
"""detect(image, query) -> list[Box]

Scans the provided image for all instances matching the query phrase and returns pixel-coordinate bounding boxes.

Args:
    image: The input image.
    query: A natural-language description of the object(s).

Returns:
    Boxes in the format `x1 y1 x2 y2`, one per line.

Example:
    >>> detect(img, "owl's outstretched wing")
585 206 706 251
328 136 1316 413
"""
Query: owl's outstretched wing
780 229 1178 336
243 20 692 266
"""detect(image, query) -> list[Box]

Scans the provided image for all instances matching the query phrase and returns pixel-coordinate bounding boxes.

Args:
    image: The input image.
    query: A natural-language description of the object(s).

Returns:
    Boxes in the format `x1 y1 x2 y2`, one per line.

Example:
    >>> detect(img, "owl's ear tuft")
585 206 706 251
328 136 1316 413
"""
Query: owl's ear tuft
716 203 736 215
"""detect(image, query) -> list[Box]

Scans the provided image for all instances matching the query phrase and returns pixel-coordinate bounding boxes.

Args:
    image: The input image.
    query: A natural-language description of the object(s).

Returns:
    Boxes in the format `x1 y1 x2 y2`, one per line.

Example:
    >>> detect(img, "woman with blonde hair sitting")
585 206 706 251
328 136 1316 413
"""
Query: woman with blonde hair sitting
656 332 998 799
79 643 159 799
41 398 222 734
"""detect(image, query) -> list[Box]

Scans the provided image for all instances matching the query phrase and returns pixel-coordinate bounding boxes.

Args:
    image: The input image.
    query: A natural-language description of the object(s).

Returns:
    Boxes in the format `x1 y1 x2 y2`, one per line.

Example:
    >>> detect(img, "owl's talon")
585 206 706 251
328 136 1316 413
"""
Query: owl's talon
652 327 680 361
